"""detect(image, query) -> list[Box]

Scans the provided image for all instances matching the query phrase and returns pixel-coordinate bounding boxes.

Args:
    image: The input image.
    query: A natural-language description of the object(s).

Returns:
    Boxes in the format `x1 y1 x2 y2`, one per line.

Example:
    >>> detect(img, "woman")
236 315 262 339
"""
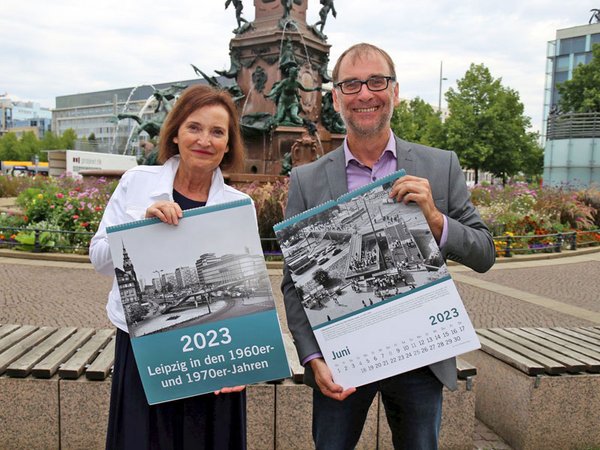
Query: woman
90 84 249 450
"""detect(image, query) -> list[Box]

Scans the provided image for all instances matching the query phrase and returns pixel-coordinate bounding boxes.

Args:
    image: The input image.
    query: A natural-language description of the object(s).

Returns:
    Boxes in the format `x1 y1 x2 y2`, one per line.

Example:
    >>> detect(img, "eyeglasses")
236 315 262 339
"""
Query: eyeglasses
334 76 396 95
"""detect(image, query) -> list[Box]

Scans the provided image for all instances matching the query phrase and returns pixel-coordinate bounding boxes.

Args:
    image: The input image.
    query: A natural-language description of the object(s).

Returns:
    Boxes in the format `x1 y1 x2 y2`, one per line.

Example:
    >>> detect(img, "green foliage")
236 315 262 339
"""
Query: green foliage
14 229 56 252
0 133 21 160
3 171 599 256
558 44 600 113
0 174 41 197
390 97 445 148
6 175 118 252
0 128 79 162
445 64 542 184
61 129 77 149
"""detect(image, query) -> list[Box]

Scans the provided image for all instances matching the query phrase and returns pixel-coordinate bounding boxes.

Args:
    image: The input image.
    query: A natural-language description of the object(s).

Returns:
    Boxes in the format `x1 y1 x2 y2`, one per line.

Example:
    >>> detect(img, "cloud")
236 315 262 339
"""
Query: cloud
1 0 598 134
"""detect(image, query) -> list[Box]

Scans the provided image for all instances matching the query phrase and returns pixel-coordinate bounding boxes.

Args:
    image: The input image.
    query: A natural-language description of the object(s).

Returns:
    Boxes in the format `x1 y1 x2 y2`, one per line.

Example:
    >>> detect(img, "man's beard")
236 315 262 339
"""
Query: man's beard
338 100 394 137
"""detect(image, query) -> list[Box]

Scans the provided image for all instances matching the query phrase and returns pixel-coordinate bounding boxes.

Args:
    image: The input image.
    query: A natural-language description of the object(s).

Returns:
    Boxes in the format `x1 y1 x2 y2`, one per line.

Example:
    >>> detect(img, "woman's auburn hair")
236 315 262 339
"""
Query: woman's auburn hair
158 84 245 173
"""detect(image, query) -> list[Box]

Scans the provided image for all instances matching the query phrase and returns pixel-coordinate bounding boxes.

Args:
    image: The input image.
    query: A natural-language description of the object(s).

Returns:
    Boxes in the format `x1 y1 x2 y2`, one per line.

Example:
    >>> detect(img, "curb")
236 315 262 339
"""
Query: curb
1 246 598 268
0 249 90 264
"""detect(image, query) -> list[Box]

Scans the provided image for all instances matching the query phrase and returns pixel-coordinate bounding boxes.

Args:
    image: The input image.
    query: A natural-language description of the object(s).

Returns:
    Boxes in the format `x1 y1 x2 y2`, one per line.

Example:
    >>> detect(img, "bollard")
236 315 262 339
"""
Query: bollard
504 236 512 258
569 232 577 250
555 233 563 253
33 229 41 253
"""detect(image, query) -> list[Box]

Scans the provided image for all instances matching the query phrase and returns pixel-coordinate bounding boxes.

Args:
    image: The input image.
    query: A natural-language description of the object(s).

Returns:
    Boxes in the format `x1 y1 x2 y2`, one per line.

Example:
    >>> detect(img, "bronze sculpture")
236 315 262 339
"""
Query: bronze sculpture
314 0 336 33
113 84 187 141
225 0 253 33
265 65 320 126
191 64 245 103
279 0 302 28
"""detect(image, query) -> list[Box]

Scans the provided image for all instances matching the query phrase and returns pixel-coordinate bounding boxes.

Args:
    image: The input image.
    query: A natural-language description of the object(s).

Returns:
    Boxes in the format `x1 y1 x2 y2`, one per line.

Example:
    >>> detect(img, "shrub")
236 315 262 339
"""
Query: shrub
236 178 289 239
471 182 599 236
11 175 117 251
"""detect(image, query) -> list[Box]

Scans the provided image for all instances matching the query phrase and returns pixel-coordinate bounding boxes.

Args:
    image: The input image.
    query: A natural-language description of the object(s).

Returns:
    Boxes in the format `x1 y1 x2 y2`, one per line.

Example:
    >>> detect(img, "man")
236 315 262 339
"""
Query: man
281 43 495 449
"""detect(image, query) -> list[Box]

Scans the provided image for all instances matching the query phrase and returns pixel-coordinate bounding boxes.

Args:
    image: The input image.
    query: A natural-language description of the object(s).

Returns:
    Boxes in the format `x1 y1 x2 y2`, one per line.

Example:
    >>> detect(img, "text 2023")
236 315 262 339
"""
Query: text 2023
181 327 232 352
429 308 459 325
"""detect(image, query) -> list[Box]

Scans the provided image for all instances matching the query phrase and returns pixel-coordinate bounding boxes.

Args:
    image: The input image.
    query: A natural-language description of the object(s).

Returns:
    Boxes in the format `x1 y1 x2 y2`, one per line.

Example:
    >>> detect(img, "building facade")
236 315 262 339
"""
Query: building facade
52 78 218 155
0 94 52 137
542 22 600 186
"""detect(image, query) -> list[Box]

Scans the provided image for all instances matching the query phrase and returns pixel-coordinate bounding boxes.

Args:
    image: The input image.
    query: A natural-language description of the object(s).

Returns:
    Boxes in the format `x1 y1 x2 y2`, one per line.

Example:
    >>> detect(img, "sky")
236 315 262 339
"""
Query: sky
2 1 598 133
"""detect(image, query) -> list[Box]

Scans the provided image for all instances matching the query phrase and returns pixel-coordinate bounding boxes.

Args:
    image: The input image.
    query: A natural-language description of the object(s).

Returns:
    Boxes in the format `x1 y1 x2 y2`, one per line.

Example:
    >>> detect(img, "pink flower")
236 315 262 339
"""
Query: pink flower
72 215 79 220
56 193 64 199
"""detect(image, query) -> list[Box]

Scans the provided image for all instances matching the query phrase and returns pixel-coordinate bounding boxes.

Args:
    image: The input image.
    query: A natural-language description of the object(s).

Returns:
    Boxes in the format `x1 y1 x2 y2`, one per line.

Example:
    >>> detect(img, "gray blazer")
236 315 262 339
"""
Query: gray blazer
281 135 496 390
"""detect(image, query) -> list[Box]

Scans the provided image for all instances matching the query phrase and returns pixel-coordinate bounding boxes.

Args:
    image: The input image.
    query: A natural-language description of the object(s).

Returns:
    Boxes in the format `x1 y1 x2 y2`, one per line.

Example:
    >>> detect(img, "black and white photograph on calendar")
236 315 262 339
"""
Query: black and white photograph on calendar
277 179 450 328
108 203 277 338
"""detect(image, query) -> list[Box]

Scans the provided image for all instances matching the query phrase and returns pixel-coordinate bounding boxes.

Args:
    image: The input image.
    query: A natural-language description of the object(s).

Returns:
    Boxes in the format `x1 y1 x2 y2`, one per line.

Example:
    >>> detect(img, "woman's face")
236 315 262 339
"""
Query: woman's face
173 104 230 175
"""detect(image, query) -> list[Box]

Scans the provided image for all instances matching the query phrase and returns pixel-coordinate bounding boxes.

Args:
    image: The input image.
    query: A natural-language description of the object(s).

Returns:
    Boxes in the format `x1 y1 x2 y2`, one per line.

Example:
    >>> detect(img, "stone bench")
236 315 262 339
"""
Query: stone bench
462 327 600 450
0 324 477 449
280 335 478 450
0 324 114 450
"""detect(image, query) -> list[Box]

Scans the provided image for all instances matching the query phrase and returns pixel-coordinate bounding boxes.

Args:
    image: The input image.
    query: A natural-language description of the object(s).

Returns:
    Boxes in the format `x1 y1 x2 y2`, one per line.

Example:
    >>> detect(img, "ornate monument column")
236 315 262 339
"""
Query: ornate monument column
222 0 344 175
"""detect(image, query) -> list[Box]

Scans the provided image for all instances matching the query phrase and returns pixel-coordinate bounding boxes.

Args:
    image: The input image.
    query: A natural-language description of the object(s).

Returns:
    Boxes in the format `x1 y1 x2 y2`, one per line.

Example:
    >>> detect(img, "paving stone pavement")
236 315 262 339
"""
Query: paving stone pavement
2 248 600 449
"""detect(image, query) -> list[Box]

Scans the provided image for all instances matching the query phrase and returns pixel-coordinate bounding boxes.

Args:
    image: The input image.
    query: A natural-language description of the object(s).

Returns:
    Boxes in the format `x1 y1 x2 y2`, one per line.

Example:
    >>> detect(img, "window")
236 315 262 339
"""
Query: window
555 55 570 71
591 34 600 45
573 52 589 67
559 36 586 55
554 71 569 84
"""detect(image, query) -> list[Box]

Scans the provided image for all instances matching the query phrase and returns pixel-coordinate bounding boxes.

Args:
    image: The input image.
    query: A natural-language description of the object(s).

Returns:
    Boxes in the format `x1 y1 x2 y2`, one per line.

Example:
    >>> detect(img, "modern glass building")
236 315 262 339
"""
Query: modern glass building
0 95 52 137
52 78 226 155
542 22 600 186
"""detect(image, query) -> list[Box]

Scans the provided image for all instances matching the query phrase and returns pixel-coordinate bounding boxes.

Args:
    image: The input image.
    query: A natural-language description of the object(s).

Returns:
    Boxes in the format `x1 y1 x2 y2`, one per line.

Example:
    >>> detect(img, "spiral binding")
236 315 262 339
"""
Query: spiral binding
107 198 252 234
273 168 406 231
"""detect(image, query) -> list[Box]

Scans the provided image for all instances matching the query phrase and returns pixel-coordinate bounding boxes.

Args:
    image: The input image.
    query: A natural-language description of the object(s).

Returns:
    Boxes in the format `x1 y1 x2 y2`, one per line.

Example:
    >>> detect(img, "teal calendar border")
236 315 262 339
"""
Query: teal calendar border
107 198 251 234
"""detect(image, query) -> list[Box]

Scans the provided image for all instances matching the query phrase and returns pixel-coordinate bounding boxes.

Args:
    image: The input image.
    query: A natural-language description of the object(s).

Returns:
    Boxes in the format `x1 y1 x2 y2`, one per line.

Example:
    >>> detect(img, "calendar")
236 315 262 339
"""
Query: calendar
107 199 290 404
274 170 480 388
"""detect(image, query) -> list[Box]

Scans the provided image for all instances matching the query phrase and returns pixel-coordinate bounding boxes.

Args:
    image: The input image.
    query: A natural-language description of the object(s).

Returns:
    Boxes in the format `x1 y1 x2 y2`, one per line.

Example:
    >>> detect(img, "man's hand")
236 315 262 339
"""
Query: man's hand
145 201 183 225
389 175 444 241
310 357 356 401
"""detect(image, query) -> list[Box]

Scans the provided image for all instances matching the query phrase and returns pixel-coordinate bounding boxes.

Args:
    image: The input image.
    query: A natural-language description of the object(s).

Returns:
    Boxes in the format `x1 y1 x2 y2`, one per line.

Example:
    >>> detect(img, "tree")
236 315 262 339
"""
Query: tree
0 133 20 160
391 97 445 148
41 131 61 150
18 131 41 162
312 268 331 288
558 43 600 113
445 64 540 184
60 129 77 149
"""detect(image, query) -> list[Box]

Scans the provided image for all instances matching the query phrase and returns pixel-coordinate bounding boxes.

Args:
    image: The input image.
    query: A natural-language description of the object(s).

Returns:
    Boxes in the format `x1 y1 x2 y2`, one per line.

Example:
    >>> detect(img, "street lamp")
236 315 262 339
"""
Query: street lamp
438 61 448 113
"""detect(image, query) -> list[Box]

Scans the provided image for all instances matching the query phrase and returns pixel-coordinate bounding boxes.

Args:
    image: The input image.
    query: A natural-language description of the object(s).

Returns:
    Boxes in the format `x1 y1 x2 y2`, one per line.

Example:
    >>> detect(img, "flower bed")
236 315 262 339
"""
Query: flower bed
1 174 599 257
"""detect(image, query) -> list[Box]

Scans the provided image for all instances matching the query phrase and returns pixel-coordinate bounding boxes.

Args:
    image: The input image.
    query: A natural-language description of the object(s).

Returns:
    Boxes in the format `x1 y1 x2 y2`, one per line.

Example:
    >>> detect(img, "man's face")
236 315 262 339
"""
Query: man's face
332 51 399 138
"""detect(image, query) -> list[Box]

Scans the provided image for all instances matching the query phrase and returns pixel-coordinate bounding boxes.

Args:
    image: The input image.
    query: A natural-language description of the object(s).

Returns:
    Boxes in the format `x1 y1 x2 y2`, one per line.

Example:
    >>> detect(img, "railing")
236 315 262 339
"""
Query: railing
0 225 285 257
492 229 600 257
0 226 94 254
1 226 599 258
546 112 600 140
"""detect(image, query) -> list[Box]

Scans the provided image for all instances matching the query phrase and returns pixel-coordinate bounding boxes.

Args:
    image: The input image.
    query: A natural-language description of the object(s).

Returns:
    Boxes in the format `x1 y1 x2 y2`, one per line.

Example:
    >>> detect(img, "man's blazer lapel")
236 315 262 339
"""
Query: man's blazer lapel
324 148 349 198
395 136 416 175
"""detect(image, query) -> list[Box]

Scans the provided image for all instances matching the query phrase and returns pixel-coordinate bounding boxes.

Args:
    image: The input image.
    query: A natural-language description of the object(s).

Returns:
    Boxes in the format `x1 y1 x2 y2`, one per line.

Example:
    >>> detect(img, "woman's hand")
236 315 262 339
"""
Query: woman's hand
214 385 246 395
145 201 183 225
